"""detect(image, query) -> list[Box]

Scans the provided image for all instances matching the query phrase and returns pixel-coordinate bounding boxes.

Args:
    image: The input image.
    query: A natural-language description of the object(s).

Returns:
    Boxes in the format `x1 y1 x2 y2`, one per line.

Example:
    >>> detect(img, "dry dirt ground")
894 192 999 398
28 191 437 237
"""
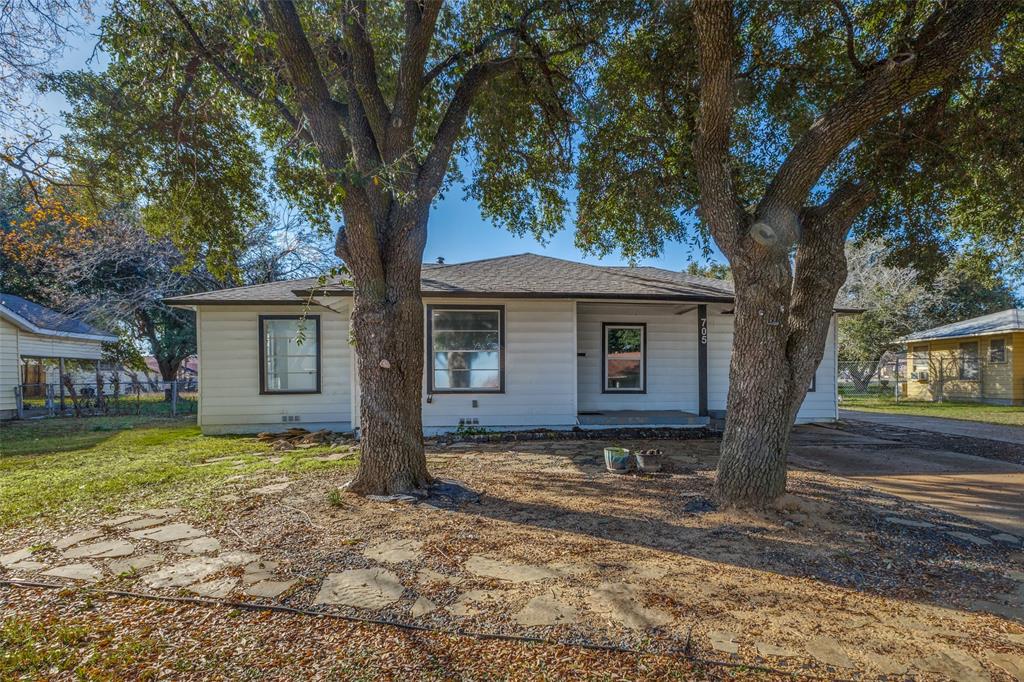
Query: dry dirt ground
3 435 1024 681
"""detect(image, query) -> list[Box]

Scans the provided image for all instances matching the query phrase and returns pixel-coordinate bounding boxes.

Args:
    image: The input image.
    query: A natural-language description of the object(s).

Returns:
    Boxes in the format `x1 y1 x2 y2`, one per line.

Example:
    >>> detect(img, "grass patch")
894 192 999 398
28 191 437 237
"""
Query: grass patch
0 416 357 529
841 394 1024 426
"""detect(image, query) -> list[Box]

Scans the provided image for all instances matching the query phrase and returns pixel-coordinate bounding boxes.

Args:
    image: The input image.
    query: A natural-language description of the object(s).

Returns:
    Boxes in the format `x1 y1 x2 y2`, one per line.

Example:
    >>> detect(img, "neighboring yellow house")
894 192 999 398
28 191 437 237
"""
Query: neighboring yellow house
901 308 1024 405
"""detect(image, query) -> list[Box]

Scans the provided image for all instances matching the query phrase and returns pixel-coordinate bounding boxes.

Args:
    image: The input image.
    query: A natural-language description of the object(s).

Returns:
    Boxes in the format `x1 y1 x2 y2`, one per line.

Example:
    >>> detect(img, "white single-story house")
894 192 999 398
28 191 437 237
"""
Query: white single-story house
166 253 850 435
1 293 119 420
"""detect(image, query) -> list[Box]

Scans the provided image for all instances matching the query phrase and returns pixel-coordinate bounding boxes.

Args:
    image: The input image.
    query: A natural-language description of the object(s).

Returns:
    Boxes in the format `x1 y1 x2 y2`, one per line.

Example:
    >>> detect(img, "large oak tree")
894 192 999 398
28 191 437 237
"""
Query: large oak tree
62 0 604 494
572 0 1022 507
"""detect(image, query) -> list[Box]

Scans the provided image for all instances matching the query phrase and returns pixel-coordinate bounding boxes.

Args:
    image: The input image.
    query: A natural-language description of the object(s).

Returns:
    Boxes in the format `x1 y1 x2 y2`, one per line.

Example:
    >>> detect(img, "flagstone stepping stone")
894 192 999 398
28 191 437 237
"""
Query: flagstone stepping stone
7 560 46 571
946 531 992 547
53 528 104 549
189 577 238 598
204 456 239 464
708 631 740 655
585 582 673 631
144 557 226 589
1 548 34 567
314 452 352 462
130 523 206 543
121 517 166 531
101 514 143 527
140 507 181 518
176 537 221 555
464 555 560 583
884 516 935 529
805 637 854 669
62 539 135 560
220 551 261 565
244 579 297 598
913 650 988 682
448 590 506 617
1006 633 1024 645
42 563 102 582
108 554 164 575
416 569 463 586
363 538 423 564
411 596 438 617
988 652 1024 680
242 560 279 585
515 595 578 627
250 481 292 495
755 641 797 658
860 652 909 675
314 568 405 610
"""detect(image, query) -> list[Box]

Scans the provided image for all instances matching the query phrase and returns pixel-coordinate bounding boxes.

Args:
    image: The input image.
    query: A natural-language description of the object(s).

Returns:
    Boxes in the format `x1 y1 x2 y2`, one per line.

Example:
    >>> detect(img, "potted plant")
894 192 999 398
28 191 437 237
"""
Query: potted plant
604 446 633 473
634 448 664 473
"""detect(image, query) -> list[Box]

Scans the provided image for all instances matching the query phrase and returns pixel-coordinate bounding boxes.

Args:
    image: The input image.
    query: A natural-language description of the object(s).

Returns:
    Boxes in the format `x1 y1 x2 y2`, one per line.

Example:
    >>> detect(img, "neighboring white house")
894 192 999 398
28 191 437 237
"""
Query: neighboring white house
0 293 119 420
166 254 851 435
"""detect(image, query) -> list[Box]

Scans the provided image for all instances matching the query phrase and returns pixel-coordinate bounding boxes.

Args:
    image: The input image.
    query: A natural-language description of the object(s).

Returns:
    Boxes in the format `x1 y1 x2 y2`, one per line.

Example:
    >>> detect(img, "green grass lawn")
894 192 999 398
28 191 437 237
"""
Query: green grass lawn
840 394 1024 426
0 416 356 530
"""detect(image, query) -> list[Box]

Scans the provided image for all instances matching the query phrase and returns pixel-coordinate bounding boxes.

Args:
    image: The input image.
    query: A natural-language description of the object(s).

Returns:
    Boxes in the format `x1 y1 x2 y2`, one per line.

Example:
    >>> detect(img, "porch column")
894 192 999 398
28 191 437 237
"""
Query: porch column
698 304 708 417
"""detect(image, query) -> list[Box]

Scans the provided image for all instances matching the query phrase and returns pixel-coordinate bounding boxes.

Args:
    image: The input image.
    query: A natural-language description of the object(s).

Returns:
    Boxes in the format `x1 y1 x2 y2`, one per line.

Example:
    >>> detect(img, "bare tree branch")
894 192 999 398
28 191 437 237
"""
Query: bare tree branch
831 0 867 75
391 0 441 156
343 0 392 154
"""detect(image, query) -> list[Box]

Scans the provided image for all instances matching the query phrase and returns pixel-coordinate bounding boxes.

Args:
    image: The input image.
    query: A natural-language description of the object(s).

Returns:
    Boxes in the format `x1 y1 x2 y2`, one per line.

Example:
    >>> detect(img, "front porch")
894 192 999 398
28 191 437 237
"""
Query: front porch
576 409 710 428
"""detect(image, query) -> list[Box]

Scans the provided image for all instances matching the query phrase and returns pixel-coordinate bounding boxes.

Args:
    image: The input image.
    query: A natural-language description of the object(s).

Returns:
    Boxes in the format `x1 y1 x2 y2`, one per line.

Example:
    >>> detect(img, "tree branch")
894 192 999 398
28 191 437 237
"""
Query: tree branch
758 0 1012 219
343 0 392 153
163 0 312 145
831 0 867 75
391 0 442 155
692 0 745 258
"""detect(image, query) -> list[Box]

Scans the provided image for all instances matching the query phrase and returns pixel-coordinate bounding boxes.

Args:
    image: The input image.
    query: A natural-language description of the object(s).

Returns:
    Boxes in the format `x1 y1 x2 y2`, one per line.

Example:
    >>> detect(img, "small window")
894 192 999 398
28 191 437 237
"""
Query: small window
259 315 320 394
990 338 1007 363
603 323 646 393
959 341 979 380
428 306 504 393
911 345 929 373
808 373 816 392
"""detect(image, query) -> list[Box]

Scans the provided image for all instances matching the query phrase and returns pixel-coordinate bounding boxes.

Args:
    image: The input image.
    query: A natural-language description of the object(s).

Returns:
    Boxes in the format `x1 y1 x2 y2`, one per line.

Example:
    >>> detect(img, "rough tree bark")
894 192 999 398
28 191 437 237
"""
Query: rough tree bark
691 0 1012 507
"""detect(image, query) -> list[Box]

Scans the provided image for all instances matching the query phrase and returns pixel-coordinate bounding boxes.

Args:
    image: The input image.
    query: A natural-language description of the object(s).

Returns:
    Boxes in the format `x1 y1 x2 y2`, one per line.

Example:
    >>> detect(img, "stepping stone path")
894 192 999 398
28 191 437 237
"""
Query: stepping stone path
805 637 854 669
946 531 992 547
42 563 102 582
708 631 740 655
411 596 437 617
176 537 221 555
144 557 227 589
515 595 578 627
448 589 506 617
314 452 351 462
242 561 279 585
109 554 164 575
992 533 1020 545
190 577 239 598
755 641 797 658
129 523 206 543
244 580 298 598
314 568 405 610
120 517 166 531
1 548 35 567
139 508 180 518
62 539 135 560
100 514 142 527
250 481 292 495
586 582 673 630
53 528 104 549
884 517 935 529
464 555 560 583
913 650 988 682
363 538 423 564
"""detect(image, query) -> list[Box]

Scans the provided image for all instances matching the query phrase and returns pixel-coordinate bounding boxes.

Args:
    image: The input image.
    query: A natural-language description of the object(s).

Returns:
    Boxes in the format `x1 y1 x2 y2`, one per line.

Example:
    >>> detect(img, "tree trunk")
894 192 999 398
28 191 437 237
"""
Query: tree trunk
715 258 798 507
343 207 432 496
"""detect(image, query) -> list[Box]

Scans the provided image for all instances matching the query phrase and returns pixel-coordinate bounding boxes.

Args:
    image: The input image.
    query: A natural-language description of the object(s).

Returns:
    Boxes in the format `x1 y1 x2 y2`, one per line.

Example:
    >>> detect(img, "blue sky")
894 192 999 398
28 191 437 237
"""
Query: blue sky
33 7 724 273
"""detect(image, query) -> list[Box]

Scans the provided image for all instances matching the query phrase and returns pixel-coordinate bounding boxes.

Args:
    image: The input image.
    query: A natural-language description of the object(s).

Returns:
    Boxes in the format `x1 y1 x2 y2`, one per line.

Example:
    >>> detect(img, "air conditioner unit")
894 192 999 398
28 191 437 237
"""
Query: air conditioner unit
911 370 929 381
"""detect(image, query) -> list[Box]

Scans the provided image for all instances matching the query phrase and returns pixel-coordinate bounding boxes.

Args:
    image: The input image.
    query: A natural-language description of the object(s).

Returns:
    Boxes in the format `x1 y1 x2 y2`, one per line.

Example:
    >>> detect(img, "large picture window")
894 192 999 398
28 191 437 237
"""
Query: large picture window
603 323 646 393
259 315 321 394
427 306 504 393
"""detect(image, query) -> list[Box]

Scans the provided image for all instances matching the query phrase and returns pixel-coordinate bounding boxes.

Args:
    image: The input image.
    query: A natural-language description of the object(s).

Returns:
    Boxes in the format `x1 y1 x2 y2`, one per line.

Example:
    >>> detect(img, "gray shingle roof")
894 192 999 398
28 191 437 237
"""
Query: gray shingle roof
902 308 1024 343
0 293 116 339
166 254 736 304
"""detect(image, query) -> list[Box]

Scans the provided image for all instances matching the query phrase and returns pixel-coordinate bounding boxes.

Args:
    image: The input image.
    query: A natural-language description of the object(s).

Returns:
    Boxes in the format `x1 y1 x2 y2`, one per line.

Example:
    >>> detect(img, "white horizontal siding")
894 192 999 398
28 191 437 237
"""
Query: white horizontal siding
0 318 18 413
197 303 352 433
576 303 699 412
707 306 838 424
17 332 104 360
421 299 576 429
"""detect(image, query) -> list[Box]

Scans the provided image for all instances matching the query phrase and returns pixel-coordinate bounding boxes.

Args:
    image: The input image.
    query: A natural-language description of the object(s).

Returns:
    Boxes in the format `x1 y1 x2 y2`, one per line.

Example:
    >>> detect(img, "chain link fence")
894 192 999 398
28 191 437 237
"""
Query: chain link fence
839 355 1020 406
14 379 198 419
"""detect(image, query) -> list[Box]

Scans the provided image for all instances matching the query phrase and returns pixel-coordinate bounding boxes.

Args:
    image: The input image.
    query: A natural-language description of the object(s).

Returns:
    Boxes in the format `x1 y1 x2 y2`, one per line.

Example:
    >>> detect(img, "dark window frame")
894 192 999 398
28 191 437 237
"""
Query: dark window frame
989 337 1007 364
601 322 647 394
258 314 322 395
426 304 505 394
